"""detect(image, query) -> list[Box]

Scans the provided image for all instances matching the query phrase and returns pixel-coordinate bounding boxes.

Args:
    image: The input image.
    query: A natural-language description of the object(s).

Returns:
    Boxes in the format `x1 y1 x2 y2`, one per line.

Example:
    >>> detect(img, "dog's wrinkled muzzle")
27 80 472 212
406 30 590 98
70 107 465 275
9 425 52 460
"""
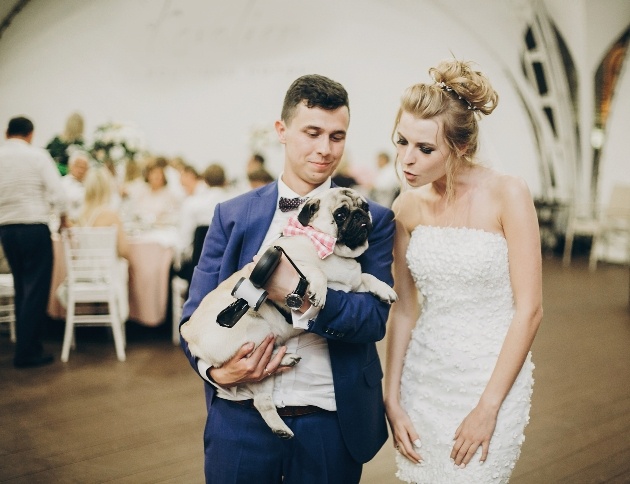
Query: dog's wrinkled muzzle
337 210 372 249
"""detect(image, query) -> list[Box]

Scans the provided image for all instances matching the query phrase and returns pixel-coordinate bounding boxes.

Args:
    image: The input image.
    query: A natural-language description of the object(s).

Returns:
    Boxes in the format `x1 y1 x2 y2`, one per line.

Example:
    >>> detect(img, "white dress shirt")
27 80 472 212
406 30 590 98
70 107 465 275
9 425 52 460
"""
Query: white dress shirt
198 176 336 411
176 184 231 263
0 138 67 226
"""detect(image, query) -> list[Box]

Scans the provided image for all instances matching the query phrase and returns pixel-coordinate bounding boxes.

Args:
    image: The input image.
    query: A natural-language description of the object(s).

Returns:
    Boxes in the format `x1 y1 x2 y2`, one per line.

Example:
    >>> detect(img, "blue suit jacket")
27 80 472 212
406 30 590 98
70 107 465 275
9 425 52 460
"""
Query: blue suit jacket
180 181 395 463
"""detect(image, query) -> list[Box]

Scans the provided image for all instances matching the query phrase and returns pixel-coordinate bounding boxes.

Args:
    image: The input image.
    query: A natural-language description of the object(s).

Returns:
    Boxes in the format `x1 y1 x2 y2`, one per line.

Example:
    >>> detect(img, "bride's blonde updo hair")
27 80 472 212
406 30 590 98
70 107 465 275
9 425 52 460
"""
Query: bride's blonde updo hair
393 59 499 199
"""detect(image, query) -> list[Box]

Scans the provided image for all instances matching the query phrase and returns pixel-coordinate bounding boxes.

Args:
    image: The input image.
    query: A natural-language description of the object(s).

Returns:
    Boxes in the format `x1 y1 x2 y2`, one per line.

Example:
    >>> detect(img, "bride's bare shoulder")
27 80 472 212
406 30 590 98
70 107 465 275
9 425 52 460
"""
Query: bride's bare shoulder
484 169 533 202
392 187 431 232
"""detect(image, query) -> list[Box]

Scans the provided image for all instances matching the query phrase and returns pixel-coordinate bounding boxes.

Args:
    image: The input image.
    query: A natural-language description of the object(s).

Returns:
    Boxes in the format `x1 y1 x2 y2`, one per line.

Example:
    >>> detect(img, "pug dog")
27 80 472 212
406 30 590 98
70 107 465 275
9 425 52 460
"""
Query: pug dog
180 187 397 439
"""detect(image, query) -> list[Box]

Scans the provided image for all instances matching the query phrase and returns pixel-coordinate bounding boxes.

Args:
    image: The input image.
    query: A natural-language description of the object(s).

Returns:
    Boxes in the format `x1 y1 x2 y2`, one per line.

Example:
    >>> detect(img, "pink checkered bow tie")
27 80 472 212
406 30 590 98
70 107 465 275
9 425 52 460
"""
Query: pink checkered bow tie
283 216 337 259
278 196 306 212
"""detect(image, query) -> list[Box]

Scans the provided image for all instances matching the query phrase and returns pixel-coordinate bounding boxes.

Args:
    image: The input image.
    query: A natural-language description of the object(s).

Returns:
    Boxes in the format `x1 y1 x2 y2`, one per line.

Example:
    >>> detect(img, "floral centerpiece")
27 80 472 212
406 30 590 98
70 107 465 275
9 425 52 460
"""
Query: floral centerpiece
90 121 145 166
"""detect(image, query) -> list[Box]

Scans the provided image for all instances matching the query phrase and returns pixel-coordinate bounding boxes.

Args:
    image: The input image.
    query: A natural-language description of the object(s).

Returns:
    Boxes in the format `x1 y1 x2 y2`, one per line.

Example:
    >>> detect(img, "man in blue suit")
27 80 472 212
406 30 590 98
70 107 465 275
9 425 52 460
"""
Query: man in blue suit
180 74 395 483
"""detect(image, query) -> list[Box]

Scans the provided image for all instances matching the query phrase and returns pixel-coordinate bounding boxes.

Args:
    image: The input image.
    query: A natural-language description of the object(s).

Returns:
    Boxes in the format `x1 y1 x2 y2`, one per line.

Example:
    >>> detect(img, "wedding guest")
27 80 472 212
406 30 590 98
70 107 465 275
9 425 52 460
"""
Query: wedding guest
235 153 272 193
74 167 130 322
383 58 542 483
132 158 182 226
0 116 69 368
61 150 91 222
165 156 187 199
247 166 275 189
175 163 231 284
331 156 358 189
45 112 85 176
368 151 399 208
121 158 146 202
246 152 266 175
179 164 204 197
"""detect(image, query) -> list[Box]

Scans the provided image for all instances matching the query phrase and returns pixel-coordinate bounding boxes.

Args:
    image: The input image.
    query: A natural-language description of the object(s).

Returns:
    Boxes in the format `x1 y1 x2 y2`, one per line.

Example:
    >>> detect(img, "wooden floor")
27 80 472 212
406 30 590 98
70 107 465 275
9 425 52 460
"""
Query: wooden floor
1 256 629 483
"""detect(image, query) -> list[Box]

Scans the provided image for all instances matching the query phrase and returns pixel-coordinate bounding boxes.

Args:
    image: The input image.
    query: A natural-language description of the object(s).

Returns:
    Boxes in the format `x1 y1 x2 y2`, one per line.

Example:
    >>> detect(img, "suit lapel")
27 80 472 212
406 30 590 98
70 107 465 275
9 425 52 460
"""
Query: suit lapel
238 180 334 267
239 182 278 266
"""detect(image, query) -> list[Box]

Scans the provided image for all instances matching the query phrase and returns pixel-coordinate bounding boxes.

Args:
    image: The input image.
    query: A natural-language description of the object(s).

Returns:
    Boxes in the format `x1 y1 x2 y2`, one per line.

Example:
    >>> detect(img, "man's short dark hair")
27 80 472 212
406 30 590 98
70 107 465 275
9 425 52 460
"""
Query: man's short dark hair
7 116 34 137
281 74 349 124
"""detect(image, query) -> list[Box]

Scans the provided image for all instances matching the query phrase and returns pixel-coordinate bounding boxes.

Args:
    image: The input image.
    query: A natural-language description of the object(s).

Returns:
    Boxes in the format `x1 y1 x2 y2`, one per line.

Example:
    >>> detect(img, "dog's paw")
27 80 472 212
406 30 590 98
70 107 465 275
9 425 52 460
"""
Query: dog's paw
274 428 294 439
375 285 398 304
307 282 327 308
360 273 398 304
280 353 302 367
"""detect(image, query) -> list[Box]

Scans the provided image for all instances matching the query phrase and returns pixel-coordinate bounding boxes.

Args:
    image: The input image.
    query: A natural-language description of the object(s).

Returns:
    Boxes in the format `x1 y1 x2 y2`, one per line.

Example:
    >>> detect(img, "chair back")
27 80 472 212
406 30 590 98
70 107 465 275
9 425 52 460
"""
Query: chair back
0 273 16 342
605 184 630 222
62 227 118 291
60 226 126 362
191 225 209 267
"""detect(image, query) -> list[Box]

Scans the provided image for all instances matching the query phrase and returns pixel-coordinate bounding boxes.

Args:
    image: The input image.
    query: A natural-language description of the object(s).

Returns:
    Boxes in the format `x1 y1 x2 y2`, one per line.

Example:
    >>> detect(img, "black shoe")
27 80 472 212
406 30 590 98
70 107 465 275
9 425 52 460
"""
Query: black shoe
14 354 54 368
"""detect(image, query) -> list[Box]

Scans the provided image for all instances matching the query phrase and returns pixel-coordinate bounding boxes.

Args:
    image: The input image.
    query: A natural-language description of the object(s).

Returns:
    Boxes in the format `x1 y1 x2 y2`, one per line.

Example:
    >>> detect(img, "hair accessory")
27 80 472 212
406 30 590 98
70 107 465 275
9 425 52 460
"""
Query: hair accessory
436 81 478 111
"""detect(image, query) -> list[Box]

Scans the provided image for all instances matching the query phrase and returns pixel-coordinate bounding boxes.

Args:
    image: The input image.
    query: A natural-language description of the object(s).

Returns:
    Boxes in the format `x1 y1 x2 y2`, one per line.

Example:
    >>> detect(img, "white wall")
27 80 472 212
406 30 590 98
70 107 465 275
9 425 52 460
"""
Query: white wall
0 0 627 203
0 0 541 190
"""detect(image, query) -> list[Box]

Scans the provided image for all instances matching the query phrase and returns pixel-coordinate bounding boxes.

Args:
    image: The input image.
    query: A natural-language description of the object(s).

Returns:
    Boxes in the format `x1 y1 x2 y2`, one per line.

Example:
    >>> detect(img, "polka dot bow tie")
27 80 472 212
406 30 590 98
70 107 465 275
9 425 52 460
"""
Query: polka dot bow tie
278 196 306 212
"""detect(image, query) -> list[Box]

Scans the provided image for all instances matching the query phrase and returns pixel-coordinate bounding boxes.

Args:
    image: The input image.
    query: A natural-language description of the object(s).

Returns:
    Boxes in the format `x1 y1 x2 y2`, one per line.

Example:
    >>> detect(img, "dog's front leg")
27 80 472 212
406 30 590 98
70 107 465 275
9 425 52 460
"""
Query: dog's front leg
247 379 294 439
359 273 398 304
302 267 328 308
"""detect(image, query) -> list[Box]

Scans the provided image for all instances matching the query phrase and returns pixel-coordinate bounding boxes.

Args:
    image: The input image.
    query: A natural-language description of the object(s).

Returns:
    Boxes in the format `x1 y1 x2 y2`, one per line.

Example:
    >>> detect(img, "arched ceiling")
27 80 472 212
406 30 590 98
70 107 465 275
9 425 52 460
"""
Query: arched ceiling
0 0 29 40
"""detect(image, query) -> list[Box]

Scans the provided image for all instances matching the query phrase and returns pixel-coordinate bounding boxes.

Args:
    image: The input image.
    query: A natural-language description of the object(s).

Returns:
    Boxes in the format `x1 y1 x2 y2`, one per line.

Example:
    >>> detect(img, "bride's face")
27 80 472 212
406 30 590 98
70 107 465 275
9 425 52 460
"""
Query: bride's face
395 111 449 188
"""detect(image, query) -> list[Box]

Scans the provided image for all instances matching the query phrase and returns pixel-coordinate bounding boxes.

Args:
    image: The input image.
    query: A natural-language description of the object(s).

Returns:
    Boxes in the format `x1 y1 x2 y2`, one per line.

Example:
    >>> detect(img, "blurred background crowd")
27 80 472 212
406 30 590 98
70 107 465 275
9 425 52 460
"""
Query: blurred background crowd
45 111 401 272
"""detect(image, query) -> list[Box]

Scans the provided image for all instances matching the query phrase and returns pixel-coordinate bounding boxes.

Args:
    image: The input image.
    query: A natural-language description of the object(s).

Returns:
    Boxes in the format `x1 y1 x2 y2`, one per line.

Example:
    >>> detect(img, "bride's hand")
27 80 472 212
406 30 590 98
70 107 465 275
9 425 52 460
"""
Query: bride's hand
450 403 498 467
385 401 423 464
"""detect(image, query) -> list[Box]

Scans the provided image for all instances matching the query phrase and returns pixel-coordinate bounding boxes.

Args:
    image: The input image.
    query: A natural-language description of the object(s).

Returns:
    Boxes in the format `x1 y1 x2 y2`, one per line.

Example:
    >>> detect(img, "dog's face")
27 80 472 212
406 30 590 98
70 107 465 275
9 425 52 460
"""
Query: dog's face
297 187 372 257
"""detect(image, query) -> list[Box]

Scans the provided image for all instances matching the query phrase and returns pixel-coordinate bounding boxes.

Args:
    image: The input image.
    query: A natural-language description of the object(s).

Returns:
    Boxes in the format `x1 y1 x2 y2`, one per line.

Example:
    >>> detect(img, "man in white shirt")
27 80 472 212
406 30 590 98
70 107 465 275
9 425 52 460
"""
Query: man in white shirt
180 75 395 483
175 164 231 283
0 116 68 368
60 150 90 222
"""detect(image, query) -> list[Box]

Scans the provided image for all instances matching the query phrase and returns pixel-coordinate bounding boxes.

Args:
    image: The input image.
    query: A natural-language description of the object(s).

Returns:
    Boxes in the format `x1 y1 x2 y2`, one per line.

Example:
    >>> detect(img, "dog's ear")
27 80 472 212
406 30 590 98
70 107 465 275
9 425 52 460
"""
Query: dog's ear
297 199 320 226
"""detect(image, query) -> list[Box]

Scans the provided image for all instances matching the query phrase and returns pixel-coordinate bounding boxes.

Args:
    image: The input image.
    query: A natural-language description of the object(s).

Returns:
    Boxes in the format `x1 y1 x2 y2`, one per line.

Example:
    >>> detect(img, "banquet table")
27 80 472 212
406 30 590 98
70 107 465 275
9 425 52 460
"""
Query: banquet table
47 228 178 327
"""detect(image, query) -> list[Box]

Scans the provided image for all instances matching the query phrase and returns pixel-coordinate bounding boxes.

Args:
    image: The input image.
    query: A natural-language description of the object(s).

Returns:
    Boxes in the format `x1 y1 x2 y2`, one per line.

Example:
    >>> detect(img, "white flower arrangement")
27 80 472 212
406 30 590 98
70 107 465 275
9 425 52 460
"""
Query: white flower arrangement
90 121 145 164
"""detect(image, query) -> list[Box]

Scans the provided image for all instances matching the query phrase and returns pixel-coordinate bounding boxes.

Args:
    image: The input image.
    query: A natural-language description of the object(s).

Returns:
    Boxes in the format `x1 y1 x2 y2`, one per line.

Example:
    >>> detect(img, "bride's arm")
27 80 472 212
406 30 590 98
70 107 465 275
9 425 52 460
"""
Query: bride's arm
384 200 423 464
451 176 543 467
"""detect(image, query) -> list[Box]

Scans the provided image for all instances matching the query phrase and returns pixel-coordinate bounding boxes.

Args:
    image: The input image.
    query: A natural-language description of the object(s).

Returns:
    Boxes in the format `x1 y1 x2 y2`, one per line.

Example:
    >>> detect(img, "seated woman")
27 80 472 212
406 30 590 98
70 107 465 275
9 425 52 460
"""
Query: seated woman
69 166 130 322
131 157 182 227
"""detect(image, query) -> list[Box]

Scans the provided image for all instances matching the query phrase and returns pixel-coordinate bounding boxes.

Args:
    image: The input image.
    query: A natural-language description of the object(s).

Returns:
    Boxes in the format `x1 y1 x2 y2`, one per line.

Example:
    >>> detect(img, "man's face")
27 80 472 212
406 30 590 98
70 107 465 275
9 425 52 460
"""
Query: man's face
275 102 349 195
70 157 89 182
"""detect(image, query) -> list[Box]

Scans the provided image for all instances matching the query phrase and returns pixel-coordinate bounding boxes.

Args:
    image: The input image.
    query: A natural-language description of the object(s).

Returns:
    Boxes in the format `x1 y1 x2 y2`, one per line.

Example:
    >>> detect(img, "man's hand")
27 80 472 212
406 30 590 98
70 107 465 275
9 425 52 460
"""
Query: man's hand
208 334 290 387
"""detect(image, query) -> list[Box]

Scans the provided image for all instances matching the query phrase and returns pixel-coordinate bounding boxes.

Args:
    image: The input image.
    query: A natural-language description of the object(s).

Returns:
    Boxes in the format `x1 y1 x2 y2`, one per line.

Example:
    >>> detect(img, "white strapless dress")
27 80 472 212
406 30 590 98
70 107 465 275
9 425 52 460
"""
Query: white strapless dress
396 226 534 483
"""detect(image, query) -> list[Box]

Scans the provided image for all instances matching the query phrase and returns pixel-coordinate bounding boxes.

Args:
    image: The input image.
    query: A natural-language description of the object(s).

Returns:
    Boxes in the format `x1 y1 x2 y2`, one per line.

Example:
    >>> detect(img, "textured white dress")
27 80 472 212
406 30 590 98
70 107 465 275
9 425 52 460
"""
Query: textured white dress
396 226 534 483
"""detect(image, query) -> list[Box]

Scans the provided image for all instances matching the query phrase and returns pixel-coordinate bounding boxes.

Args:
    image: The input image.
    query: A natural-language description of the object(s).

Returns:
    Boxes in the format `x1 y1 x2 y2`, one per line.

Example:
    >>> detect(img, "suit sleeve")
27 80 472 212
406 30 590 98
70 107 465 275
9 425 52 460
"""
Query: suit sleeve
179 203 228 374
308 204 395 344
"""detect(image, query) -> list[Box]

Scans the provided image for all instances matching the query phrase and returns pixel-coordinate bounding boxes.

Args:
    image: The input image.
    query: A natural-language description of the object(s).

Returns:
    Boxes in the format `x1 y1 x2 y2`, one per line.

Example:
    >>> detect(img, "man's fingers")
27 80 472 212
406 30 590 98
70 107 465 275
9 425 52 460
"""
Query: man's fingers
249 335 274 359
235 341 255 360
265 345 288 372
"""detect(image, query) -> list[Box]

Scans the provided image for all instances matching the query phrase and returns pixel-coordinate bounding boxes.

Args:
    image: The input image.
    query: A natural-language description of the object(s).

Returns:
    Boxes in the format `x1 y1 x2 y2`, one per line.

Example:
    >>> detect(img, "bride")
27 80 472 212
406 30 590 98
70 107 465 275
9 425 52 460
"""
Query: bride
384 58 543 483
